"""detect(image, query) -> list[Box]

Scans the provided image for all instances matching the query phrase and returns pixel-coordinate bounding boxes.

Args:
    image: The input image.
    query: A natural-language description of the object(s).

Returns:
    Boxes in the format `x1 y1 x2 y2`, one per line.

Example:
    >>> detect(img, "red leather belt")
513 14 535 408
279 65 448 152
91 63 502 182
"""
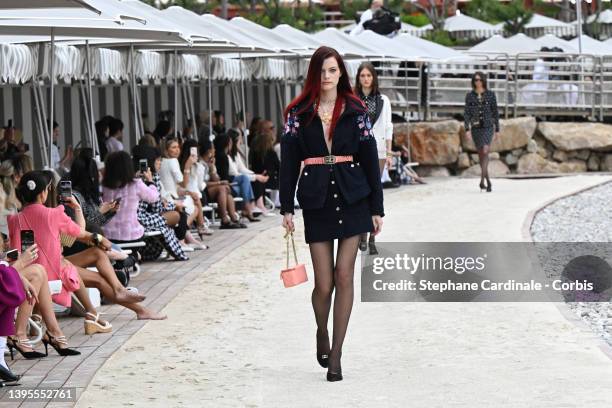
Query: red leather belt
303 155 353 165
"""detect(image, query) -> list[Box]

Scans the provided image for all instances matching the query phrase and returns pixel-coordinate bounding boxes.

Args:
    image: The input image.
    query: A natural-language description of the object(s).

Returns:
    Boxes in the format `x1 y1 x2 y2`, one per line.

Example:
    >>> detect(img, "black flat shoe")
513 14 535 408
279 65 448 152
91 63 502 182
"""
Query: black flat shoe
220 221 242 229
7 337 46 360
0 365 20 382
245 215 260 222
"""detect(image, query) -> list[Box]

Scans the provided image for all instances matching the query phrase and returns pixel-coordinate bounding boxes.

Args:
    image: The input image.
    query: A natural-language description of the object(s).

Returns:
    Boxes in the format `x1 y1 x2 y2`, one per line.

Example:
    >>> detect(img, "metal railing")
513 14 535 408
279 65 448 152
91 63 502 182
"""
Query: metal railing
377 52 612 121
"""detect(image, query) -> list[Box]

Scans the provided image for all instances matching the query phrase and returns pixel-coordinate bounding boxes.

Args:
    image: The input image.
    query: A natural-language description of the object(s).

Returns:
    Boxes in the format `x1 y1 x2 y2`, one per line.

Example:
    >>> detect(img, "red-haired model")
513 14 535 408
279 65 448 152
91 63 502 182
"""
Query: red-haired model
280 46 384 382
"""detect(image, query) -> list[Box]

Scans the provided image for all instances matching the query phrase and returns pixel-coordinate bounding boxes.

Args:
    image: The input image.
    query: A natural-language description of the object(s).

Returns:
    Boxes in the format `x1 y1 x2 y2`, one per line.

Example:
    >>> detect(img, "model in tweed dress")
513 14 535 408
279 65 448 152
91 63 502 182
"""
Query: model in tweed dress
464 71 500 192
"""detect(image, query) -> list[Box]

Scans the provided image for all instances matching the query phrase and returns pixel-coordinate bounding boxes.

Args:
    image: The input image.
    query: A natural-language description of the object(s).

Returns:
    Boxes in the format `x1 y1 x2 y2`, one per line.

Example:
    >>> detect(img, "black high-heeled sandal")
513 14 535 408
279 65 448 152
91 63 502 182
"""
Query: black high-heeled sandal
326 351 343 382
479 180 486 192
486 177 492 193
0 365 20 382
316 330 330 368
6 337 46 360
42 331 81 357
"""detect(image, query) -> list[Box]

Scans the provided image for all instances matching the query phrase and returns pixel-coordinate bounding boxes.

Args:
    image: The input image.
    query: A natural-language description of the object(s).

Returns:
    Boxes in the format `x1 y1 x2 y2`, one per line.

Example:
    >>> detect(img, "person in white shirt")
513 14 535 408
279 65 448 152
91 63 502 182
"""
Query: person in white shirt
105 118 124 153
349 0 383 36
159 137 208 250
48 121 73 174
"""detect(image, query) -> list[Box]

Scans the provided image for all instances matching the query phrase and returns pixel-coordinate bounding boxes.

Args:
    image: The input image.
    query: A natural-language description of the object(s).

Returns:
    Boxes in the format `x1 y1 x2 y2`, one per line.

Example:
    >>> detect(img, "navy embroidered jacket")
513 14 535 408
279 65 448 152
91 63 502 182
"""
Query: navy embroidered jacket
279 99 385 217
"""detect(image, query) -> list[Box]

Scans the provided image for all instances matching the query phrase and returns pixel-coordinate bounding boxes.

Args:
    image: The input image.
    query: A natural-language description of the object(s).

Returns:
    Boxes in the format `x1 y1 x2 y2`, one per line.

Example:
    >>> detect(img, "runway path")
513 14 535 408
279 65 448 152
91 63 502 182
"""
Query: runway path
77 175 612 408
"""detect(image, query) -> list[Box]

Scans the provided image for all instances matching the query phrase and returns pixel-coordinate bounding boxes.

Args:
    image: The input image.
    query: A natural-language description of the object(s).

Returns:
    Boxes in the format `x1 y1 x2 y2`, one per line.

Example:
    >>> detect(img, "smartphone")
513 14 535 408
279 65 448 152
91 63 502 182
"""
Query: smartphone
6 249 18 261
190 147 198 157
20 230 34 254
59 180 72 202
114 196 123 205
139 159 148 173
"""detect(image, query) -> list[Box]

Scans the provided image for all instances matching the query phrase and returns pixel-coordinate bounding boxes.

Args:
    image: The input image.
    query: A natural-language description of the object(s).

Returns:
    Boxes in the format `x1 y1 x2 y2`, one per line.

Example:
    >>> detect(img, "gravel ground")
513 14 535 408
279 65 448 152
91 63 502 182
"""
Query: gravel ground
531 180 612 347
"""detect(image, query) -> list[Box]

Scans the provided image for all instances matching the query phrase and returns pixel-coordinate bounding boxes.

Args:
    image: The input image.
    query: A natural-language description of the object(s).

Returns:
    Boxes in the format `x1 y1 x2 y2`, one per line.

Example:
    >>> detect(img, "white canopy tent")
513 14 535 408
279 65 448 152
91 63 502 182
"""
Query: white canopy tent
468 34 541 56
587 9 612 24
421 14 501 39
229 17 313 54
393 33 466 61
524 13 576 37
312 28 380 57
569 35 612 55
354 30 429 59
535 34 577 53
271 24 323 50
0 1 190 167
0 0 101 13
339 22 419 35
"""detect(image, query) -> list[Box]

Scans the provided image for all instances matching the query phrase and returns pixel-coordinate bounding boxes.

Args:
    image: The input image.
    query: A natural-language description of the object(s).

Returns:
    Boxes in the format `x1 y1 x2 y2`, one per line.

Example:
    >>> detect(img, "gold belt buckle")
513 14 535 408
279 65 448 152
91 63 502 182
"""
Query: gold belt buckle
324 155 335 165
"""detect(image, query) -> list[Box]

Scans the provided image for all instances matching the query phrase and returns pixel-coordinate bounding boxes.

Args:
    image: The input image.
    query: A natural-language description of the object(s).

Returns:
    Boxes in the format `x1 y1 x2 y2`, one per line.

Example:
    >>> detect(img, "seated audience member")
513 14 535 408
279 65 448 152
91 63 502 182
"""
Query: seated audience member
249 120 280 216
95 117 111 161
199 139 245 229
178 139 212 237
227 129 270 215
105 118 124 153
3 243 80 359
159 138 208 250
153 120 173 146
214 134 260 222
134 147 189 261
49 121 73 174
8 171 116 335
0 161 20 240
248 116 262 149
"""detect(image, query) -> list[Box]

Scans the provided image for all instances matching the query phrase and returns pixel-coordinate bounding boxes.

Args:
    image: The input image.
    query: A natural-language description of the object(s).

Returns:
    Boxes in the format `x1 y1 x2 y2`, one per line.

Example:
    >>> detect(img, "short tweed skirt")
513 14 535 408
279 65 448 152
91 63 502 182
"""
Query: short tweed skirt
302 171 373 244
471 126 494 149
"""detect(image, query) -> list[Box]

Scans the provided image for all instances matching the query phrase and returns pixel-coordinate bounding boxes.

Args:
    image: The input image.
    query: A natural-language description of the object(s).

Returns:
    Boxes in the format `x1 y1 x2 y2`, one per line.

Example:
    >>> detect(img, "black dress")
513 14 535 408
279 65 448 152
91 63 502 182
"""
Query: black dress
464 90 500 149
280 99 384 244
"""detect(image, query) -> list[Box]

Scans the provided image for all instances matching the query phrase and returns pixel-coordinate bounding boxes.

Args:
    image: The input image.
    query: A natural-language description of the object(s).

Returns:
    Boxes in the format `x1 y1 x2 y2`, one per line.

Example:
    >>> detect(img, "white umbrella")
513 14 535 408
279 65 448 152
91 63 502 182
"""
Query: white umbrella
0 2 189 167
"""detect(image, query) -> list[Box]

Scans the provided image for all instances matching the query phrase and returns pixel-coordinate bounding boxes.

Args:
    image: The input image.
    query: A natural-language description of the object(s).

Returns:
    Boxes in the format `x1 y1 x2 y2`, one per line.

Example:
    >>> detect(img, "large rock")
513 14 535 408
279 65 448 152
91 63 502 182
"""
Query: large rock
461 117 536 152
456 153 470 169
415 165 451 177
602 154 612 172
399 121 461 165
460 160 510 177
538 122 612 151
587 154 601 171
517 153 587 174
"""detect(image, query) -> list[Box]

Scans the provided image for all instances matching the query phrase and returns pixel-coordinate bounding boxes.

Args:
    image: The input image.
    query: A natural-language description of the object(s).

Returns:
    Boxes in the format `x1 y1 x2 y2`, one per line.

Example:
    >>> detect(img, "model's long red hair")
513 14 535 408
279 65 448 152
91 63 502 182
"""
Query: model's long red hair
284 46 365 139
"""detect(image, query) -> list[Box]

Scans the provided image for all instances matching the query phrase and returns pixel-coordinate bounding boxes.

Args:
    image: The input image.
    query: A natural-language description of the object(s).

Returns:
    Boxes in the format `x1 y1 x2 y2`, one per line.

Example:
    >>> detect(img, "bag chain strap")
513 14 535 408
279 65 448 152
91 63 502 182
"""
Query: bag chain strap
284 231 298 269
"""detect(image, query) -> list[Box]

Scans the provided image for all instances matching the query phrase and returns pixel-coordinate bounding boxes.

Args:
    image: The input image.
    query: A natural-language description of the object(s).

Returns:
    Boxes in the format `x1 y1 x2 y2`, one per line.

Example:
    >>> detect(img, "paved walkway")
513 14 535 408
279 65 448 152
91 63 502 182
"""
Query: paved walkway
75 175 612 408
9 175 612 407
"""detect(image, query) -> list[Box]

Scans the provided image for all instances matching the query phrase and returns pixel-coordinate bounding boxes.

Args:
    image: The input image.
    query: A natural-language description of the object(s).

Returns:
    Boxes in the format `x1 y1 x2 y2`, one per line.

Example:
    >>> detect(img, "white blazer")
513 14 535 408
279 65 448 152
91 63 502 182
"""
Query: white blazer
372 94 394 159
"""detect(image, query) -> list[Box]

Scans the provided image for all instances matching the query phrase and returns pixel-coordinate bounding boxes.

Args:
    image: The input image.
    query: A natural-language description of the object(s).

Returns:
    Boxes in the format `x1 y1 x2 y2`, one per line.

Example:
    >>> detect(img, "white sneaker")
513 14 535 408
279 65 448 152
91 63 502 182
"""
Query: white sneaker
181 245 195 252
263 212 277 217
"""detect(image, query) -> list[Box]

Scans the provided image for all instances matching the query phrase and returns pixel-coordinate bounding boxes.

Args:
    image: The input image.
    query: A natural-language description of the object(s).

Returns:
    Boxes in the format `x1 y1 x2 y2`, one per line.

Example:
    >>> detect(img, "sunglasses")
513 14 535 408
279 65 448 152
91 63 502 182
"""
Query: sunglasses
474 78 482 82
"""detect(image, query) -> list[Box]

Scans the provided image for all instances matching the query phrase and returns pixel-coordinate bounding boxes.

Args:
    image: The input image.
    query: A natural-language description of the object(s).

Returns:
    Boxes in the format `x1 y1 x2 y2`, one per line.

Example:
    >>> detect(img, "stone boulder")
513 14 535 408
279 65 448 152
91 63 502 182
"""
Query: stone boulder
415 165 451 177
460 160 510 177
517 153 587 174
538 122 612 151
461 117 536 152
602 154 612 172
587 154 601 171
399 120 461 166
456 153 470 170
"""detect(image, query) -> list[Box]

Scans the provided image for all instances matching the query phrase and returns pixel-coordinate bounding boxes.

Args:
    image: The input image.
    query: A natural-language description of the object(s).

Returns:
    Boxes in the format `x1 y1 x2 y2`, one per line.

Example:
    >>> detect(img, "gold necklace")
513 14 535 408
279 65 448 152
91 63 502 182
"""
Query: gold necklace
317 99 336 126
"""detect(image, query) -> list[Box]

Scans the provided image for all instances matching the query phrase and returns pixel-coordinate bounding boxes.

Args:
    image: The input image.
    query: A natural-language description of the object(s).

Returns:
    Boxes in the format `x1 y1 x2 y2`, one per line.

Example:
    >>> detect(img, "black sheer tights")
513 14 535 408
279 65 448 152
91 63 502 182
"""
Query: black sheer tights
309 235 361 373
478 145 490 184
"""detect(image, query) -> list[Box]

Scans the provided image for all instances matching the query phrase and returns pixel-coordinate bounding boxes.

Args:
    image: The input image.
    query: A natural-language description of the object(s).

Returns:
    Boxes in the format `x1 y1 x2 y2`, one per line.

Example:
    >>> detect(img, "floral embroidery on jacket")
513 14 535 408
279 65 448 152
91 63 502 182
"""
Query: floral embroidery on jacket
357 113 374 141
283 108 300 137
